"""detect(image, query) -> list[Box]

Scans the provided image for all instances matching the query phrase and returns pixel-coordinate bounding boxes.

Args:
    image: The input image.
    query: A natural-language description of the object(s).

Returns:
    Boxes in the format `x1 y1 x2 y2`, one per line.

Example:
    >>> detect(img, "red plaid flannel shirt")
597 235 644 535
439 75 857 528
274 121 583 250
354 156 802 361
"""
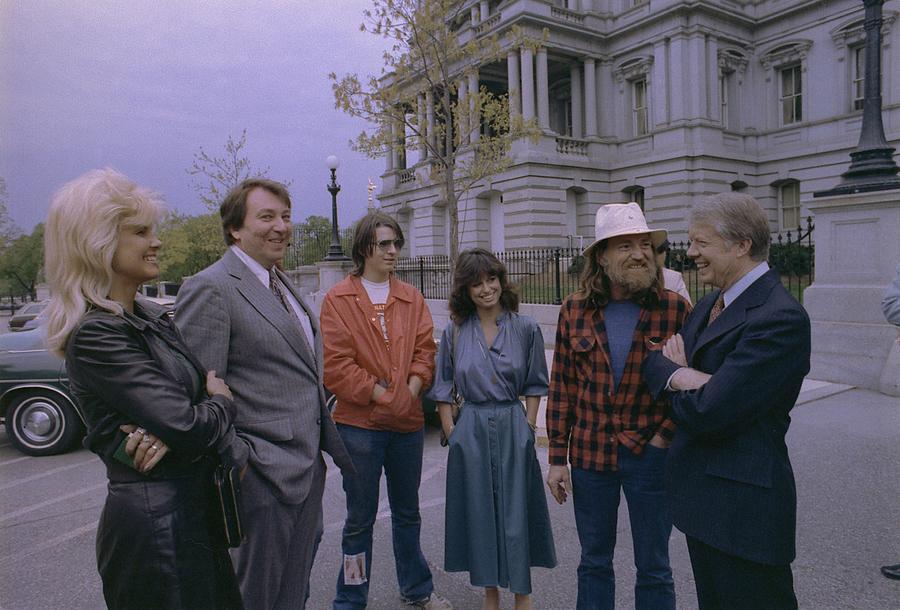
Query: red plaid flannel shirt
547 290 690 471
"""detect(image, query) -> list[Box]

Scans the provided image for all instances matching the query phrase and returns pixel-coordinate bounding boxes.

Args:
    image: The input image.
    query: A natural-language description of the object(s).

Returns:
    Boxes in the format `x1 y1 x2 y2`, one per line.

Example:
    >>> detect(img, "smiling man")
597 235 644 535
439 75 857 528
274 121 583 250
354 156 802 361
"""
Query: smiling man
546 203 691 610
176 178 352 609
320 212 449 610
643 193 811 610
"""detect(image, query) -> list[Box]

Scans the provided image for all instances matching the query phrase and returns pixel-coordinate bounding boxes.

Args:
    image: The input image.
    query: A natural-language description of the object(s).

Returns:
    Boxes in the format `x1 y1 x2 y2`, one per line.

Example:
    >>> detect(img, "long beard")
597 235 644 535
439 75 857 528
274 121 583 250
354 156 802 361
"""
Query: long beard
605 261 656 296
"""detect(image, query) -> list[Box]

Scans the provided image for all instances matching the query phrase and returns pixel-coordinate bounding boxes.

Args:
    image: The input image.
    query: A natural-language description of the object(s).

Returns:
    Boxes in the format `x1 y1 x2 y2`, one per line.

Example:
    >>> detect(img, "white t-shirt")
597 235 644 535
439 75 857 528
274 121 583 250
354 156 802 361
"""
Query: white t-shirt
361 277 390 343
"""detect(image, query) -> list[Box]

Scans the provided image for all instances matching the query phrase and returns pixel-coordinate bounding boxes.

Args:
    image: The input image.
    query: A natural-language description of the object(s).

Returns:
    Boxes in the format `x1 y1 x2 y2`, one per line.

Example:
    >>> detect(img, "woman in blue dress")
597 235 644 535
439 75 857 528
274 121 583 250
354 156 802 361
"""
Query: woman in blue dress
429 248 556 610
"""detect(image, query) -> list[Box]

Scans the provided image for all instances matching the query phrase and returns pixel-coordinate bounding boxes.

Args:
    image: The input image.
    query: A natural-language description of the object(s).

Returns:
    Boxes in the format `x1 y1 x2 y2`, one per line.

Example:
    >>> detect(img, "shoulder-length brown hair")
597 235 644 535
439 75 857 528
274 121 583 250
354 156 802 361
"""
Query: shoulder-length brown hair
448 248 519 324
575 241 661 309
350 211 404 276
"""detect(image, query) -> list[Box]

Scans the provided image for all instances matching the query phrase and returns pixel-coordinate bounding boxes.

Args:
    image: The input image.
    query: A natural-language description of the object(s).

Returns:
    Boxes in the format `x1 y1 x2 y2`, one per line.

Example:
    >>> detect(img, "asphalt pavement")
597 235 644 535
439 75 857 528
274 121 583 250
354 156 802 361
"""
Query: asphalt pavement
0 382 898 609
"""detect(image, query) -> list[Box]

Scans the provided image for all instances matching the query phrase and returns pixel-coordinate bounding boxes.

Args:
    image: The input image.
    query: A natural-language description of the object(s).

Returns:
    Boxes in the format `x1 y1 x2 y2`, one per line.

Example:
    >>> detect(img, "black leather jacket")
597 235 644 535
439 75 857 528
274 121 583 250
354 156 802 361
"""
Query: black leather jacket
66 298 236 482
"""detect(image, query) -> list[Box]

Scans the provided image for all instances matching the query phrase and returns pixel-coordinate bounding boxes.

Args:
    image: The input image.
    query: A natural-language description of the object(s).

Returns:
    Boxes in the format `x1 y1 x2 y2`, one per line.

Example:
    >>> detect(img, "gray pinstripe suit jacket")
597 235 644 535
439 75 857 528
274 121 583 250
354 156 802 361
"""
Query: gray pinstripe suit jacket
175 248 351 505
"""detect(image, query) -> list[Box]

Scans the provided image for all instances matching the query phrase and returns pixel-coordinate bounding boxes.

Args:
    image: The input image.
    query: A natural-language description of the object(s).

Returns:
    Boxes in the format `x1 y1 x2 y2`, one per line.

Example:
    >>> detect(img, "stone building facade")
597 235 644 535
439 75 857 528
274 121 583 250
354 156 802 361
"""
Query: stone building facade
376 0 900 255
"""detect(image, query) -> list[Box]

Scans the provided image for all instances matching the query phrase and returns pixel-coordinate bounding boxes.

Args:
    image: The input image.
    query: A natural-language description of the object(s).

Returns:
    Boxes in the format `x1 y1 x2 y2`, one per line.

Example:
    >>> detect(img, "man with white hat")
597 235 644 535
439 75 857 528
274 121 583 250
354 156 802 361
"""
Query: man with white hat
546 202 691 610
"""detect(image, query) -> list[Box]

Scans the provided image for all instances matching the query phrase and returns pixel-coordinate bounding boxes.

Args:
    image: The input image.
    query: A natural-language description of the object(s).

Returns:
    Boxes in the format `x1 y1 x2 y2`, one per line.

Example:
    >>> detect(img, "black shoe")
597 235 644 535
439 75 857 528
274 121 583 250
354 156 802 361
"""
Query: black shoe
881 563 900 580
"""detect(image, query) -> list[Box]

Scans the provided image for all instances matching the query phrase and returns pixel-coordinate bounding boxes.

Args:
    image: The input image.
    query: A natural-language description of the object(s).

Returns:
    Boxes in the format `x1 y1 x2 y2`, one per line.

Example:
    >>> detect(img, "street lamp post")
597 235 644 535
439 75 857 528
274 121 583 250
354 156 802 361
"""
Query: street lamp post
324 155 349 261
815 0 900 196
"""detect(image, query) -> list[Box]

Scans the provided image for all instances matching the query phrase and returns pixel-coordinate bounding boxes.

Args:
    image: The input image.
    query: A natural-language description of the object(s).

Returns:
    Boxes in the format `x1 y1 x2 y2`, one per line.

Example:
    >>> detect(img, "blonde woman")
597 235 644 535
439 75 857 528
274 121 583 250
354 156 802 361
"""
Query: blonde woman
45 168 242 609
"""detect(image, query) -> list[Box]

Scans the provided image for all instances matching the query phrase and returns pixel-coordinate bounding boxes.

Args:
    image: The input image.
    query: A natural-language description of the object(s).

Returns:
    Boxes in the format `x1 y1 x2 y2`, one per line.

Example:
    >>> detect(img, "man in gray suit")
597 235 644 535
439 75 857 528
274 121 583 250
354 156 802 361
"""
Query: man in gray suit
176 178 352 609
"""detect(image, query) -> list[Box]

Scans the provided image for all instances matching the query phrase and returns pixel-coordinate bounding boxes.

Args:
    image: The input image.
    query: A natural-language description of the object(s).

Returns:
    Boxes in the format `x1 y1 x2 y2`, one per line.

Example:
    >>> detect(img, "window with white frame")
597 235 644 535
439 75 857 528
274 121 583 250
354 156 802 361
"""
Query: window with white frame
779 181 801 230
614 56 653 138
633 79 648 136
718 48 748 131
852 45 865 111
780 65 802 125
761 41 811 128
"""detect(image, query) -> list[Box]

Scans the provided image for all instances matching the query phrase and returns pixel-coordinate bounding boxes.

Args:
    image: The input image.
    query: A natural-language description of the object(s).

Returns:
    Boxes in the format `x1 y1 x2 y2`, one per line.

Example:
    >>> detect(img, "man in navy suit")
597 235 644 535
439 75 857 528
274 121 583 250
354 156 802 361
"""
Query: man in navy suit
643 192 811 610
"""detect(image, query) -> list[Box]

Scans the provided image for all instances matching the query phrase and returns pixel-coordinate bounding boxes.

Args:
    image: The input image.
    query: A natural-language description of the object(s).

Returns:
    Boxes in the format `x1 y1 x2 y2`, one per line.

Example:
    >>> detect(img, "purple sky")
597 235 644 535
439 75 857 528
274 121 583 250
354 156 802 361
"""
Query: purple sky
1 0 388 232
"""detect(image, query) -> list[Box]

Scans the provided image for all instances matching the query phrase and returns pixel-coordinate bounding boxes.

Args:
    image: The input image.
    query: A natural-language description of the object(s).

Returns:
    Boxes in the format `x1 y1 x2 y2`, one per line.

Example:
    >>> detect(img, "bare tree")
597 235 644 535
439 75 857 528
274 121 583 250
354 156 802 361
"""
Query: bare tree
187 129 289 211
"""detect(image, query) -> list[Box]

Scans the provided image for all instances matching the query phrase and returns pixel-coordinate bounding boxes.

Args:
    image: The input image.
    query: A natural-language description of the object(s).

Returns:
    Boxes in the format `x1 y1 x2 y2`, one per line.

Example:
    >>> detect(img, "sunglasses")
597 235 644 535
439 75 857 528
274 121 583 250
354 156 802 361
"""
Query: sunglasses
376 238 404 252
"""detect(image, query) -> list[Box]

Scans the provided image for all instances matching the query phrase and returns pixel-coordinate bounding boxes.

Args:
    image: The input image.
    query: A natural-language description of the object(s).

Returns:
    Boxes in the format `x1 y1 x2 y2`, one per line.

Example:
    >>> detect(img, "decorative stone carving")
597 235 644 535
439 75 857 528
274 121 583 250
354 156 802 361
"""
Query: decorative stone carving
718 48 748 76
760 40 813 71
613 56 653 83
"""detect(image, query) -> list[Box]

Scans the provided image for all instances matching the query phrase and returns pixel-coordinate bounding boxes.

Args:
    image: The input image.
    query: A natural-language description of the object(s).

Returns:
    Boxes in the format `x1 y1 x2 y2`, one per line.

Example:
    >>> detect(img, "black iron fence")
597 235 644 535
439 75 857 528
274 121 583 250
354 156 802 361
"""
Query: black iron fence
393 248 584 304
0 293 39 313
666 216 815 305
394 216 815 306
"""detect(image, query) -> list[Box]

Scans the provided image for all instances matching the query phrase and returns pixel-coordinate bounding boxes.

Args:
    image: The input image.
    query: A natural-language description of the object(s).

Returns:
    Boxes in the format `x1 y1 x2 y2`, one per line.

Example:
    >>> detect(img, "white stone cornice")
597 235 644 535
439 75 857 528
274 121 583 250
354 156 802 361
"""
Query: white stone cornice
613 56 654 83
760 40 813 71
830 13 896 49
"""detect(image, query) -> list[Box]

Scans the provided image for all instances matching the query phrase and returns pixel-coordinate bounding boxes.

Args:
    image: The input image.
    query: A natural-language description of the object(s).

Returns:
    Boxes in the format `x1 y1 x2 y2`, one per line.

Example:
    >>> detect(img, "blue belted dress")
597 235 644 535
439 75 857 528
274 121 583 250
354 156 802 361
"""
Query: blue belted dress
427 312 557 594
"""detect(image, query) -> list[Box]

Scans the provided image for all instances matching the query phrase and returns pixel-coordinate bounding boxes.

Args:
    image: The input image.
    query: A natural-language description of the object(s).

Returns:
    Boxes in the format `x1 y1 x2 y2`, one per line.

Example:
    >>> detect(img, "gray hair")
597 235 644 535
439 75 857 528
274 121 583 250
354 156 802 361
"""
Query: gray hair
690 192 770 261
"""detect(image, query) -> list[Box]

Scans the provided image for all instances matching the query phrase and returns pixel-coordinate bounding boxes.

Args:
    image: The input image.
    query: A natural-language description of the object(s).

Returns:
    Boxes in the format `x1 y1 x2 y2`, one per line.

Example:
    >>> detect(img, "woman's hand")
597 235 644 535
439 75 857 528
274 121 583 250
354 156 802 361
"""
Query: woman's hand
119 424 170 473
206 370 233 401
436 402 456 440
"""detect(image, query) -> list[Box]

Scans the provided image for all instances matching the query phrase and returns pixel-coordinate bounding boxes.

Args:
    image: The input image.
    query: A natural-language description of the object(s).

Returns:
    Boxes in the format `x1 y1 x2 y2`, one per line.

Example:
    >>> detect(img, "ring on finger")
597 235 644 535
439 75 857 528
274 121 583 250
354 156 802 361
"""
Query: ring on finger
150 444 159 450
136 427 146 435
141 435 151 443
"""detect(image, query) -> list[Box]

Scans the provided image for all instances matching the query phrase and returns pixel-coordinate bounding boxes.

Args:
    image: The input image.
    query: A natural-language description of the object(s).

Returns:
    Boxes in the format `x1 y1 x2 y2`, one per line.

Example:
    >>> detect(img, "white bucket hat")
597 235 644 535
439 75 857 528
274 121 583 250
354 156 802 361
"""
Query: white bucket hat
582 202 667 258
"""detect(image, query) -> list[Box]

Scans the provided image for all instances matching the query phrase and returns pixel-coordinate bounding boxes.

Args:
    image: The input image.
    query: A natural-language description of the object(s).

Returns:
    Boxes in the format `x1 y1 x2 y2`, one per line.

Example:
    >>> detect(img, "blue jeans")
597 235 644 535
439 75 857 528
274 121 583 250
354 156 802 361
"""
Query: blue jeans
571 444 675 610
333 424 433 609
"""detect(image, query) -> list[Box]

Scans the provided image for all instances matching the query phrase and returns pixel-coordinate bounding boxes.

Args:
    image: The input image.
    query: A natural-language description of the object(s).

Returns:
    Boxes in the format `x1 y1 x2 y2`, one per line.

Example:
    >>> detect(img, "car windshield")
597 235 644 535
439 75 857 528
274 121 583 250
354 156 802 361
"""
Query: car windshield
0 326 49 351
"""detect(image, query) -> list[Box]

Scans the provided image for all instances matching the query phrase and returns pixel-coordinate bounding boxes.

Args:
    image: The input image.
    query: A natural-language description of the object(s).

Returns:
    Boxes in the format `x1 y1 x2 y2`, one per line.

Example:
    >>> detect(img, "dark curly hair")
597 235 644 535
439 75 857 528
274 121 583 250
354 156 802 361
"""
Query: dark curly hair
448 248 519 324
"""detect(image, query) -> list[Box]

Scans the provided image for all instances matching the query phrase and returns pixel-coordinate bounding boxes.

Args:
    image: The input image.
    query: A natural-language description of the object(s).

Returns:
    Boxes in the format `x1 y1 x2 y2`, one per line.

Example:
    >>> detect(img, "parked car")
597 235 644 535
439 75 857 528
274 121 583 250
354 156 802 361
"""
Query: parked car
0 326 85 456
8 300 48 331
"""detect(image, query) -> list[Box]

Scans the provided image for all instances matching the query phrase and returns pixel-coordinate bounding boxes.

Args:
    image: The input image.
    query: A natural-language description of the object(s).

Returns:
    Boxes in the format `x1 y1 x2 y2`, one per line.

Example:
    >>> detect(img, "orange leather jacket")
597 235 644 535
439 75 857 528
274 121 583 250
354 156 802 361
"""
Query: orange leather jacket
321 275 435 432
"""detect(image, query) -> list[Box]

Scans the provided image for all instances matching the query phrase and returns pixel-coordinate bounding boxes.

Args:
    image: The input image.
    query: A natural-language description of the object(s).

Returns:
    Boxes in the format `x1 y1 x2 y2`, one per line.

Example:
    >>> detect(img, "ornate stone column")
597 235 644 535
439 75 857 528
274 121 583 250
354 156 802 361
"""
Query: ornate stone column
570 62 582 138
537 47 550 129
468 70 480 143
390 113 401 169
426 90 435 153
584 57 597 137
457 76 469 146
521 47 535 120
417 93 427 158
507 49 520 119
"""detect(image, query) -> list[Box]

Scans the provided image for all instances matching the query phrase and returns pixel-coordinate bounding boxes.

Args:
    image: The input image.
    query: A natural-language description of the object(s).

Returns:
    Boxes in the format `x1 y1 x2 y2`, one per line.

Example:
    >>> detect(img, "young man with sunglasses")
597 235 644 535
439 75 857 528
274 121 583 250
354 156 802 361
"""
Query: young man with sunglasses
320 212 450 610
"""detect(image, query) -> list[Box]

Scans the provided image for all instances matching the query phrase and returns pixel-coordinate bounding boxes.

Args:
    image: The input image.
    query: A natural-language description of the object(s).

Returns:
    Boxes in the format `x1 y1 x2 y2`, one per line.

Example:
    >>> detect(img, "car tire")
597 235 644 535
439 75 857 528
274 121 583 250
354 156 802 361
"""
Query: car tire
4 390 85 456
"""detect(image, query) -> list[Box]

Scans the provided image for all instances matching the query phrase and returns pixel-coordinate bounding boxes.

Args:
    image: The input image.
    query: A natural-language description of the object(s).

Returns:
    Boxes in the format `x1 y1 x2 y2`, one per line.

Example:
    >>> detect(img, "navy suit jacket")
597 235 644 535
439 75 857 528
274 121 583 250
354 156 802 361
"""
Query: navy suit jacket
643 268 810 565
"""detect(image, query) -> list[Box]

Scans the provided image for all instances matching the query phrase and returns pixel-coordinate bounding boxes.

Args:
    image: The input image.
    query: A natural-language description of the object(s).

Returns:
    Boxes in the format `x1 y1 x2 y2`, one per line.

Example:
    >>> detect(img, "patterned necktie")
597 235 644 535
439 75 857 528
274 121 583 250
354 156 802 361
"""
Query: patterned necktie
269 270 293 316
708 292 726 325
269 270 313 354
